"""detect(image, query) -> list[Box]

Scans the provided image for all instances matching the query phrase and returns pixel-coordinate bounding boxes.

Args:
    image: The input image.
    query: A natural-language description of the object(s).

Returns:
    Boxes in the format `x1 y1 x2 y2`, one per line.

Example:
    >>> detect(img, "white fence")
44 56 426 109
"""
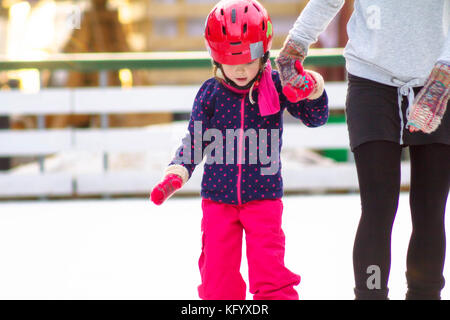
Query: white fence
0 82 412 198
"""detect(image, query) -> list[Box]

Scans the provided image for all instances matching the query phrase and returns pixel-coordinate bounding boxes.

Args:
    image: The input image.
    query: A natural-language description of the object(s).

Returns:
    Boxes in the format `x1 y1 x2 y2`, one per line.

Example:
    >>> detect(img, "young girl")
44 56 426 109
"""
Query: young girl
150 0 328 300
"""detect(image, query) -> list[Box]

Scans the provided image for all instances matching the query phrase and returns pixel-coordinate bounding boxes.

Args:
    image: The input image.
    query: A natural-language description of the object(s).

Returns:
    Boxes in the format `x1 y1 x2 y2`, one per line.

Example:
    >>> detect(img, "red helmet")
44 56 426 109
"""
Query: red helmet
204 0 273 65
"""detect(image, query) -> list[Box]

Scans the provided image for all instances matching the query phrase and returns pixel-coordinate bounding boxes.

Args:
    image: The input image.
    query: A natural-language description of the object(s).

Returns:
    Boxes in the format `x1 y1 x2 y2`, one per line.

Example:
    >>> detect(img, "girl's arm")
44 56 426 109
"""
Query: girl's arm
167 79 215 179
284 91 329 128
273 70 329 128
151 79 215 205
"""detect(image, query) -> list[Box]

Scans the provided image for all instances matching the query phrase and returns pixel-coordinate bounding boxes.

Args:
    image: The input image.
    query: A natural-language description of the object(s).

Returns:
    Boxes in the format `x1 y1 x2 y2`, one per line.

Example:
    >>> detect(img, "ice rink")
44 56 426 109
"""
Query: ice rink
0 193 448 300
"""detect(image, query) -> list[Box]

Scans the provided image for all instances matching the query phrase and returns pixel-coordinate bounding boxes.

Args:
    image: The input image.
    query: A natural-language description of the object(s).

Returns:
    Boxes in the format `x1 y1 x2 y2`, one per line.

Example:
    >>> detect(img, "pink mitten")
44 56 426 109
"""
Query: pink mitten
282 60 316 102
150 174 183 205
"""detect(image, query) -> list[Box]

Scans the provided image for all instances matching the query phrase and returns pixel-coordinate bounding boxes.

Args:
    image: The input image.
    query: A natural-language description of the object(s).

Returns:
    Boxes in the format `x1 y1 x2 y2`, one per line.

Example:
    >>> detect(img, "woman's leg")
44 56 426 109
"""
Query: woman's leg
406 143 450 299
240 199 300 300
352 140 402 299
198 199 247 300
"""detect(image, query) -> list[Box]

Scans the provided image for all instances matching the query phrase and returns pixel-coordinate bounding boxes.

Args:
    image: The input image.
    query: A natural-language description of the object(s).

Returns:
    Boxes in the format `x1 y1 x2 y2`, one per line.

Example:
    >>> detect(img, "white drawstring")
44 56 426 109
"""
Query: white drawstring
391 78 420 144
249 80 256 105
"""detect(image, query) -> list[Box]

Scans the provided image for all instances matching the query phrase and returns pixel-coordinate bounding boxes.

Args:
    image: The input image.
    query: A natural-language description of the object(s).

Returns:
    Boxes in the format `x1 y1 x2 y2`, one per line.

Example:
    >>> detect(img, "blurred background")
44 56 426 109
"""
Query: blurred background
0 0 351 87
0 0 406 202
0 0 445 301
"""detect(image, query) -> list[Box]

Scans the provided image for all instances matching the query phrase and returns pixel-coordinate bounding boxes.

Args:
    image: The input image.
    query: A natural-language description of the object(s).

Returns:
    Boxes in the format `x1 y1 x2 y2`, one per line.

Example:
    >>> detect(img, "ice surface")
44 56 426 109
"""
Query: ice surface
0 193 448 300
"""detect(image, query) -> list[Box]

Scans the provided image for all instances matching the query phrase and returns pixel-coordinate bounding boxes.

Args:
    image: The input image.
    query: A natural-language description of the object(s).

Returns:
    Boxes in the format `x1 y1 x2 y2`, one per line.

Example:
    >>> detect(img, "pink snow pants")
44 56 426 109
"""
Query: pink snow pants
198 198 301 300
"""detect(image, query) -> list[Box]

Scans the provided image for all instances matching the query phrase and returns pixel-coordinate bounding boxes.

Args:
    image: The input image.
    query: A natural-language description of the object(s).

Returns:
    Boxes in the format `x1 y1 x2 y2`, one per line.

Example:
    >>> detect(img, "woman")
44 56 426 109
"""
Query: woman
276 0 450 299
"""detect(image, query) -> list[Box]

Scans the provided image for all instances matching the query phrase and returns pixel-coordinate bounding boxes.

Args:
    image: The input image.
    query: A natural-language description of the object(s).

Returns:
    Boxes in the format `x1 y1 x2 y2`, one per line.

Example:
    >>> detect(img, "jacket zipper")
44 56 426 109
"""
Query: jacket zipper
237 95 245 205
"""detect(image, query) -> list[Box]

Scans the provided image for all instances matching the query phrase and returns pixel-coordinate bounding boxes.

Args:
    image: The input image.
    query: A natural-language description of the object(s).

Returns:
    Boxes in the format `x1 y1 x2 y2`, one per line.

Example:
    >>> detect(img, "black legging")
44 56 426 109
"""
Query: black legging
352 141 449 300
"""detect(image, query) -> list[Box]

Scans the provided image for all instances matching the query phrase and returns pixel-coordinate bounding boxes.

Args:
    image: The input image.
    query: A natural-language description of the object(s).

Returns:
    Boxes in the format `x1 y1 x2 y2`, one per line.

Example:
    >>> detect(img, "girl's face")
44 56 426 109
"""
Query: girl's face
221 58 261 87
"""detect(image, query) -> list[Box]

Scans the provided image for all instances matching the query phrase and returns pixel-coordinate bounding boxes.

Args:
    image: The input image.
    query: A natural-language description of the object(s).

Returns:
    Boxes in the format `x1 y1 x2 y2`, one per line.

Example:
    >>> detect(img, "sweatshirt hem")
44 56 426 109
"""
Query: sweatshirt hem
345 56 427 88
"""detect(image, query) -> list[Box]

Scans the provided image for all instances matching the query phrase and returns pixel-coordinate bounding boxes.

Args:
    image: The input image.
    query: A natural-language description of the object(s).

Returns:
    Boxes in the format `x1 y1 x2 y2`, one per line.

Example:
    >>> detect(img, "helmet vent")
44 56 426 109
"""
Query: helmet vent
230 42 242 45
232 52 243 55
231 8 236 23
222 26 227 35
253 4 260 12
244 6 248 13
262 21 265 30
243 23 247 33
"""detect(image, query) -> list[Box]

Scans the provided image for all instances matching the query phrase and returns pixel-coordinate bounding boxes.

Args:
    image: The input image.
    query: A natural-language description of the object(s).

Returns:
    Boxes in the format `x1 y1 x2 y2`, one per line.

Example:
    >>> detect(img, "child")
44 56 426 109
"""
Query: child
150 0 328 300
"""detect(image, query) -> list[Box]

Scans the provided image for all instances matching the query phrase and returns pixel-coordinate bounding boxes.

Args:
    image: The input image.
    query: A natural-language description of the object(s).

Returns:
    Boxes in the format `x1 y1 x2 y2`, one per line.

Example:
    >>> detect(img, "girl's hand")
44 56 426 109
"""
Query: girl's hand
282 61 325 102
150 174 183 205
407 62 449 134
283 61 323 103
275 38 307 91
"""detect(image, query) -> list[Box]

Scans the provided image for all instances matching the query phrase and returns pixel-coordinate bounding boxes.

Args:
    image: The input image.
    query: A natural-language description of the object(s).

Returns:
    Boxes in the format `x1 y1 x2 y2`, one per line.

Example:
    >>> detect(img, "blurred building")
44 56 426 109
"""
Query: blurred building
0 0 353 87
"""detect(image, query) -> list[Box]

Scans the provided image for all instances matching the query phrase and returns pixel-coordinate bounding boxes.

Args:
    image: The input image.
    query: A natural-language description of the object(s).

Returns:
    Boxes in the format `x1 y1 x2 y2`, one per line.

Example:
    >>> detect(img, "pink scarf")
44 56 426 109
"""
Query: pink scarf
221 63 280 116
257 63 280 116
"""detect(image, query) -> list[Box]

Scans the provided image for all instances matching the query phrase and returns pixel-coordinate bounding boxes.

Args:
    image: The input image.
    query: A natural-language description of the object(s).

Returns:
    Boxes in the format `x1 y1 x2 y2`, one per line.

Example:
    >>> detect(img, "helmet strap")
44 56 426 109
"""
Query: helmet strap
214 52 270 91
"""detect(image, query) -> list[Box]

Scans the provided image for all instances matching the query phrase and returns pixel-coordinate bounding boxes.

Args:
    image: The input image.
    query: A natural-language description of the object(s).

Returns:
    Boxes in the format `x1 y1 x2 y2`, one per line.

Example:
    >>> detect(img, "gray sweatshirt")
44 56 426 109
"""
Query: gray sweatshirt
288 0 450 87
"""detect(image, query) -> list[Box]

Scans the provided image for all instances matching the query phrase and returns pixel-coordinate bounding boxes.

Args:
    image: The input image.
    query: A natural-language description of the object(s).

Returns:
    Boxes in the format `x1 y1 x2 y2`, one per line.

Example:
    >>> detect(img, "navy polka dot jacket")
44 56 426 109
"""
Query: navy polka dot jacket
169 71 328 205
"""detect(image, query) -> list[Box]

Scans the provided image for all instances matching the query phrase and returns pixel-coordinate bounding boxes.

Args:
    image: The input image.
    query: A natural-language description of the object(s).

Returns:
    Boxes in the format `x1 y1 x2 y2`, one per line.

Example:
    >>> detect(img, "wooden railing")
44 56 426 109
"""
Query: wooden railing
0 49 412 198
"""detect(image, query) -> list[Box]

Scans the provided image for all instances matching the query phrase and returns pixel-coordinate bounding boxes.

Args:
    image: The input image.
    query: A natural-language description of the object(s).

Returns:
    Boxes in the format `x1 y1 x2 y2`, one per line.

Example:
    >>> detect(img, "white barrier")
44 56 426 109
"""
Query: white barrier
0 121 350 156
0 82 347 117
0 172 72 197
0 82 411 197
0 89 72 115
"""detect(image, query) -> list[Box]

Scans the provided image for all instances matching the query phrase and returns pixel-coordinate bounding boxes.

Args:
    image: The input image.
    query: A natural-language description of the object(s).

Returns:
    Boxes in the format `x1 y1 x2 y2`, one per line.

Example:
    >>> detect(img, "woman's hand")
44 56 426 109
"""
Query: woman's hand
275 38 307 90
407 62 450 134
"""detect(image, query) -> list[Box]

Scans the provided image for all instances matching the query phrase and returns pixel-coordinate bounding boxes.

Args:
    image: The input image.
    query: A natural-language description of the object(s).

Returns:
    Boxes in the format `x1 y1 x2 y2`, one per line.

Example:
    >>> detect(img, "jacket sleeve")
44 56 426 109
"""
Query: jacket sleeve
168 79 216 179
273 71 329 127
284 90 329 127
288 0 345 51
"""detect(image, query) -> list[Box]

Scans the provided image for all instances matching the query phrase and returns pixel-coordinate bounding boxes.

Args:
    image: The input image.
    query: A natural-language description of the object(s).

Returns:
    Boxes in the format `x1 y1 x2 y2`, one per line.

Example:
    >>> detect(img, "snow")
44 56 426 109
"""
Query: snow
0 193 448 300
